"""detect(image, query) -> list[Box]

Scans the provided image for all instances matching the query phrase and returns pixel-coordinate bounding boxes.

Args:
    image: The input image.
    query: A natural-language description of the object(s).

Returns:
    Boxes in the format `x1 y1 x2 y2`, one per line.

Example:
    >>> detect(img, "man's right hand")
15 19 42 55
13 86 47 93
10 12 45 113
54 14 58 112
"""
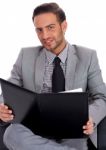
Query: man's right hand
0 103 14 122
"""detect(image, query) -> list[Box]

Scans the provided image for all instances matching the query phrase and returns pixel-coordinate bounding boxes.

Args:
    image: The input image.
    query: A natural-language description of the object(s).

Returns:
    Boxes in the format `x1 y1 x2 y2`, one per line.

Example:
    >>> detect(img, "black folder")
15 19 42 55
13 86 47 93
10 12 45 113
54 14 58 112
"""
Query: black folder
0 78 88 139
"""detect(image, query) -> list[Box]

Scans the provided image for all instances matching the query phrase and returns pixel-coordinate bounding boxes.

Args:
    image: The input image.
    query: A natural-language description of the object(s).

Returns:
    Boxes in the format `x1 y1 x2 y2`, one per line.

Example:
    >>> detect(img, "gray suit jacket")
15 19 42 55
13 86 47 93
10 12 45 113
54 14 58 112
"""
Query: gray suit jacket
1 44 106 147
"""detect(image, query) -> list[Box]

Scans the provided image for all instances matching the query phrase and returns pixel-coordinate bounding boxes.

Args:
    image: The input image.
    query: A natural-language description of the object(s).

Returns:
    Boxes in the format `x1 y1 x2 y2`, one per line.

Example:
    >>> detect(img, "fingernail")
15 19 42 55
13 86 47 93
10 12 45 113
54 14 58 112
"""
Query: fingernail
10 115 14 118
5 106 8 109
83 131 86 134
9 110 12 113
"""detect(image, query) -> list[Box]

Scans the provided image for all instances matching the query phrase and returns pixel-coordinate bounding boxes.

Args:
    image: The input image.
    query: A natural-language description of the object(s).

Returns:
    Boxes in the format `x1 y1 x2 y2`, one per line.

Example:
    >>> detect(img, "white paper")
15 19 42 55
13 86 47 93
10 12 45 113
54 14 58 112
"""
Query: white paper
60 88 83 93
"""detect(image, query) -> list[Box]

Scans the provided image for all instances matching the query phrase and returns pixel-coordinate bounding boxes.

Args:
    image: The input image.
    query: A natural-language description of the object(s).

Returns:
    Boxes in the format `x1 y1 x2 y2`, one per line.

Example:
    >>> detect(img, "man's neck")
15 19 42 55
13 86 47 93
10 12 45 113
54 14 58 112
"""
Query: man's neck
53 41 67 56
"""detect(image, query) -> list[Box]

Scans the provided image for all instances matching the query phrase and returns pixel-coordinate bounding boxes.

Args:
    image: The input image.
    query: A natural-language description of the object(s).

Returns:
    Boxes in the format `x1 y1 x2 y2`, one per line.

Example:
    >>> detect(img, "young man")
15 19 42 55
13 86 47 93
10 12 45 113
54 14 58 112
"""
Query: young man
0 2 106 150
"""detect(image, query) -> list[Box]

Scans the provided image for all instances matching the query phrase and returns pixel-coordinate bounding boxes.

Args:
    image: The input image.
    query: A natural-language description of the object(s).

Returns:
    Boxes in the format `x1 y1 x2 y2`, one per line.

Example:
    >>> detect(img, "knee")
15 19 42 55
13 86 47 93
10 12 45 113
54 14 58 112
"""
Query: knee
3 123 22 148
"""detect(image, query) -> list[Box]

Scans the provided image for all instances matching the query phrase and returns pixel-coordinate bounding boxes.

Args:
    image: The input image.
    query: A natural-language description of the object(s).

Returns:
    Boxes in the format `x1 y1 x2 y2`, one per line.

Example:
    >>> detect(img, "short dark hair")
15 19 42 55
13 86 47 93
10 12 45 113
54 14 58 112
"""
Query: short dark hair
32 2 66 23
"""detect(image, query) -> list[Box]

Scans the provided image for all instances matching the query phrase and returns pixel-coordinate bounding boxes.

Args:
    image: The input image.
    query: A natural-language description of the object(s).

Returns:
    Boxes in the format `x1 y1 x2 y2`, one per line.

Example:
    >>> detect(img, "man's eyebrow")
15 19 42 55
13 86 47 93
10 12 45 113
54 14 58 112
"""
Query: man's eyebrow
46 24 56 27
36 24 56 29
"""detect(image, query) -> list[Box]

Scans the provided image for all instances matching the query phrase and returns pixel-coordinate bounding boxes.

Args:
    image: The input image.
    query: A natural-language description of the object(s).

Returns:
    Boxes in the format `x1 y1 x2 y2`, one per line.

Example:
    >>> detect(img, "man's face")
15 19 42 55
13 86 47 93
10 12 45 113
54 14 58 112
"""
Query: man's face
33 13 67 54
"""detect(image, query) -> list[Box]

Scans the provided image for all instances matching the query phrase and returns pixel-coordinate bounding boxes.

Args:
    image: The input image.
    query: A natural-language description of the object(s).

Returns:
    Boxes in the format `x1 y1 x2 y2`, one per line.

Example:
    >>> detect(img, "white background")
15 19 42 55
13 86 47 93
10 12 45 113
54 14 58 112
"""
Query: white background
0 0 106 82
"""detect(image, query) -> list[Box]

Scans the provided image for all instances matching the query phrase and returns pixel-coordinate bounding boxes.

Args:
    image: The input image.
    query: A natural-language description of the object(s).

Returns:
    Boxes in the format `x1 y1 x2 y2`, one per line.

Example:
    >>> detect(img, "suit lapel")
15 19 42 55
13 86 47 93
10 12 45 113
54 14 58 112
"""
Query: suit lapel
65 44 78 90
34 49 45 93
34 45 78 92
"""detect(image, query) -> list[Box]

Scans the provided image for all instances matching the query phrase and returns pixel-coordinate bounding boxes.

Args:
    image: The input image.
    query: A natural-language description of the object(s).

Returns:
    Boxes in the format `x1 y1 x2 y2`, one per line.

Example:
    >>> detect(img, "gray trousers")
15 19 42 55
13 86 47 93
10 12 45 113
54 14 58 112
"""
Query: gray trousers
3 124 88 150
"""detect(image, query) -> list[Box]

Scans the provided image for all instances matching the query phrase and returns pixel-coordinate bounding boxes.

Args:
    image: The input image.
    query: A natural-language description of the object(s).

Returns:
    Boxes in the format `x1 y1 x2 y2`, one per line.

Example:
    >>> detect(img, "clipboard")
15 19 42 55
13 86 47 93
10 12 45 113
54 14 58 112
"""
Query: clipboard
0 78 88 139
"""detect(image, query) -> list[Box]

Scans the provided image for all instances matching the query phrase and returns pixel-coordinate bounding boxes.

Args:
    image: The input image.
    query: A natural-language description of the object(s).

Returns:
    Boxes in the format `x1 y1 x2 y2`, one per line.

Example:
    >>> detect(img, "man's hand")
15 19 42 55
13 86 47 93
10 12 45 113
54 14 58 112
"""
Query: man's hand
83 117 94 135
0 103 14 122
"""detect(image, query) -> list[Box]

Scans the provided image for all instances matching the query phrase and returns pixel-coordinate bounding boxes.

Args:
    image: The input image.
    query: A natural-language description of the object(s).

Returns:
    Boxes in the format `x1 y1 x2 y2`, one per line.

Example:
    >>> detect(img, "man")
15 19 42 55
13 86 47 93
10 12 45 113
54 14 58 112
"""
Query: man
0 2 106 150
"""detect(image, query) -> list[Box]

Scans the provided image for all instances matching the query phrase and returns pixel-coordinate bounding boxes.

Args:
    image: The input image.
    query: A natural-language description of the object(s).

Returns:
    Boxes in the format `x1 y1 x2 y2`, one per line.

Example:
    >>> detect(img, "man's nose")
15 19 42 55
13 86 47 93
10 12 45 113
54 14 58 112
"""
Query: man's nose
42 30 49 39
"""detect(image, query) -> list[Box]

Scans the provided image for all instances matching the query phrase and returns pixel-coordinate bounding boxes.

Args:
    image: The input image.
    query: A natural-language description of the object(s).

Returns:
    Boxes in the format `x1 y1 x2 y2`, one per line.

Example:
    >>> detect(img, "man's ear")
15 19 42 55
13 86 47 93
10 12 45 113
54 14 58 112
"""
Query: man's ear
61 20 67 34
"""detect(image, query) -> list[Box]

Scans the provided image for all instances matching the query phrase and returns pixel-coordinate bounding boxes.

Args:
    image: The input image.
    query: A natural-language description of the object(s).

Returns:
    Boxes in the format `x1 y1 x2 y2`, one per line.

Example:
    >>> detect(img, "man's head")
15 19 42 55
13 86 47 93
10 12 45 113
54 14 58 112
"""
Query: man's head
32 3 66 24
32 3 67 55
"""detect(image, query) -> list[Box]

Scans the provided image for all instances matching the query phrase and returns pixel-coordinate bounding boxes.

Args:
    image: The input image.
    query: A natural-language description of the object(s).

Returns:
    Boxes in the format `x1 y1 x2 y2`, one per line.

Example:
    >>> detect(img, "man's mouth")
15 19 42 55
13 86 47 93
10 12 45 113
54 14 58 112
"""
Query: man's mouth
44 39 53 45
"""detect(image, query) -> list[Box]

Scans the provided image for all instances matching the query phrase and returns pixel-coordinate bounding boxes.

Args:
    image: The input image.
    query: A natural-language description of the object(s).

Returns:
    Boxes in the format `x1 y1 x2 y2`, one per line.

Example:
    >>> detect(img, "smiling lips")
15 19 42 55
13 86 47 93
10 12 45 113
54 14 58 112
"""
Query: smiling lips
43 39 54 46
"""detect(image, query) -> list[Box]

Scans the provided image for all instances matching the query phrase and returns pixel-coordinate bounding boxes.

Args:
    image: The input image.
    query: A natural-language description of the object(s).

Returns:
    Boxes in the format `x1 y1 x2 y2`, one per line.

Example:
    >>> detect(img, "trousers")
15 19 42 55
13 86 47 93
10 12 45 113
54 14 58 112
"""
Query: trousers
3 124 88 150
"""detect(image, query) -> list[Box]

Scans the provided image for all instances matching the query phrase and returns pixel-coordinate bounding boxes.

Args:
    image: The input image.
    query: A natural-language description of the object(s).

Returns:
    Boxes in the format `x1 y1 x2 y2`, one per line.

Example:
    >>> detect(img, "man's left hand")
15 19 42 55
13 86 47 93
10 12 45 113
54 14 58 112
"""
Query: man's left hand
83 117 94 135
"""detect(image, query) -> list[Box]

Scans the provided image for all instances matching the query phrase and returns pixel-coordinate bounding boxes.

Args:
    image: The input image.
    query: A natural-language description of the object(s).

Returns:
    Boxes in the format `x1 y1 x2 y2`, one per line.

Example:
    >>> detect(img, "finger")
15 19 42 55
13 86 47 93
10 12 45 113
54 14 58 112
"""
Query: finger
0 109 12 114
83 124 94 135
83 124 94 134
0 103 4 110
1 117 13 122
83 128 94 135
0 106 14 120
83 129 93 134
0 105 12 114
83 117 94 129
84 124 94 130
0 103 8 108
87 117 93 124
83 123 93 130
0 114 14 122
86 118 92 125
1 113 14 119
83 126 94 134
0 104 8 112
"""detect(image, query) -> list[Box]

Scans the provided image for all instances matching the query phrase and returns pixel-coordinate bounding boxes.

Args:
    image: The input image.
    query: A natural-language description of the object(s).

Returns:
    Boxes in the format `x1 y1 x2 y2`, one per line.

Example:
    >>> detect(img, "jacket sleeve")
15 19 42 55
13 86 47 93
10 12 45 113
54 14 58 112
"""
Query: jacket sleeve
88 50 106 125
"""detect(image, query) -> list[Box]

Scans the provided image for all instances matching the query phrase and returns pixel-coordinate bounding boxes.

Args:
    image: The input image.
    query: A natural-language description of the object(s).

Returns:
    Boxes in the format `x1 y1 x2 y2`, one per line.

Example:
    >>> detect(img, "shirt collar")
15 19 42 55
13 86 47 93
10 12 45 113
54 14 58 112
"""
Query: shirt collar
44 43 69 64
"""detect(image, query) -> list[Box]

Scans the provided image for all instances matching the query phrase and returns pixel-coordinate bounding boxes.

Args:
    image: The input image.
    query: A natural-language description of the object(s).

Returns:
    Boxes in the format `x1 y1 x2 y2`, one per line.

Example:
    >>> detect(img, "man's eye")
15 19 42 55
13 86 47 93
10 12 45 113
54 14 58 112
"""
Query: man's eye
48 26 55 30
36 28 42 33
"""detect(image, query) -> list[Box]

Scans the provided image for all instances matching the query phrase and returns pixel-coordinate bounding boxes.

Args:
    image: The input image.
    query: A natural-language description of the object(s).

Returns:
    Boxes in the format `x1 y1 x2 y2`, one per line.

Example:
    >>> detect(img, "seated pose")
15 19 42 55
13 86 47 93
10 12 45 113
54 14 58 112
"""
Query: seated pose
0 2 106 150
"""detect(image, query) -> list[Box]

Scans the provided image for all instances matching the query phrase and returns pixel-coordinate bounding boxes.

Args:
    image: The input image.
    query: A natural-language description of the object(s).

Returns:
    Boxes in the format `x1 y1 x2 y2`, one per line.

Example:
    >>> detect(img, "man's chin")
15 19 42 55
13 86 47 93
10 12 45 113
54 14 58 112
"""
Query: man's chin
44 45 53 51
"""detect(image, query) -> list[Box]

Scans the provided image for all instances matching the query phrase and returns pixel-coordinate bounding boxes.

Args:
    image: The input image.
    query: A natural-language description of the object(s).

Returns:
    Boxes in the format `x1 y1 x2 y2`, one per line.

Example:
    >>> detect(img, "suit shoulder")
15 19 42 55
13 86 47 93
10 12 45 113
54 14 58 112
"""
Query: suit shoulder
21 46 43 55
72 44 97 60
16 46 44 62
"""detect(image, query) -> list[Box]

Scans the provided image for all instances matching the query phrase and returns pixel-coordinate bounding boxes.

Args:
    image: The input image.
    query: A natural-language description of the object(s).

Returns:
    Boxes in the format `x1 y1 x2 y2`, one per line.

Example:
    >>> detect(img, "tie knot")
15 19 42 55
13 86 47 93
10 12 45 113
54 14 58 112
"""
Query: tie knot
53 57 61 65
